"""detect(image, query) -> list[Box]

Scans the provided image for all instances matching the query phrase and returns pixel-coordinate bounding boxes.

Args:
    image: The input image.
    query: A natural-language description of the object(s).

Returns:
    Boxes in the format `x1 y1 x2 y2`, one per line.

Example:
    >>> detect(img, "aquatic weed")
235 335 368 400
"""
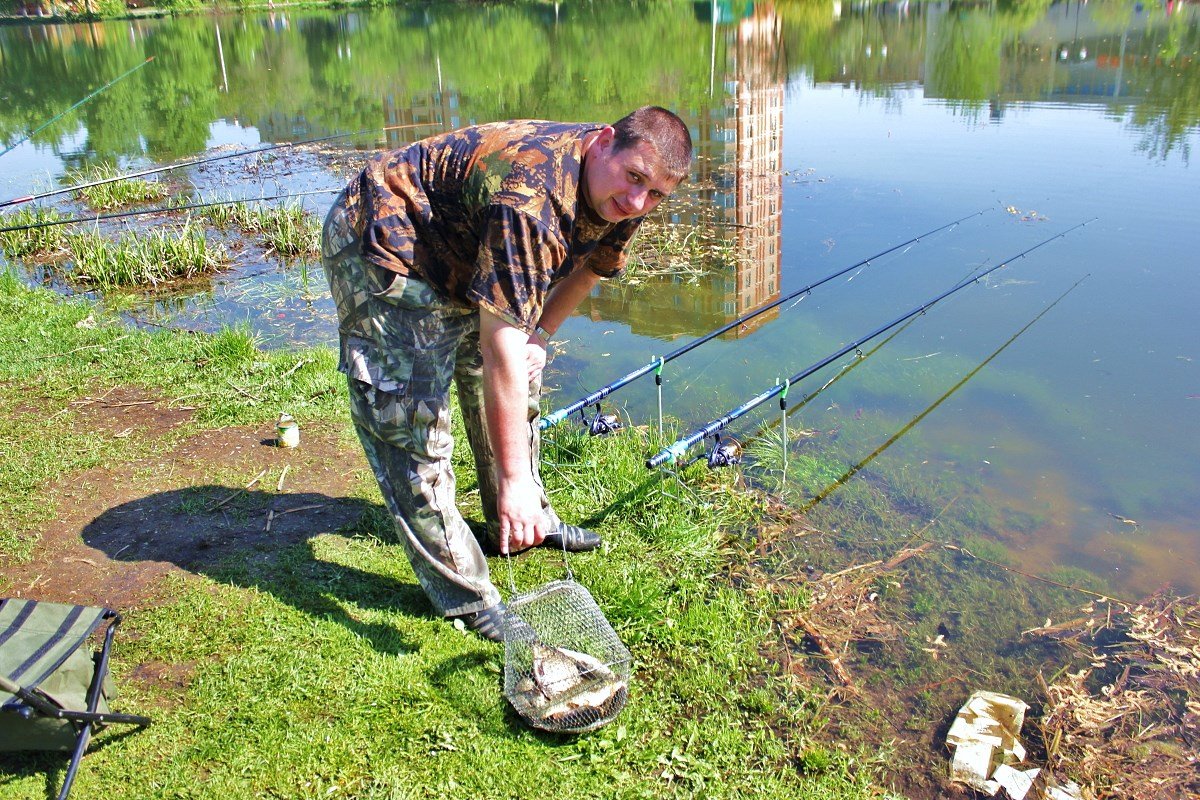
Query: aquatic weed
0 206 69 260
626 216 738 281
67 222 229 288
198 199 320 258
64 162 168 210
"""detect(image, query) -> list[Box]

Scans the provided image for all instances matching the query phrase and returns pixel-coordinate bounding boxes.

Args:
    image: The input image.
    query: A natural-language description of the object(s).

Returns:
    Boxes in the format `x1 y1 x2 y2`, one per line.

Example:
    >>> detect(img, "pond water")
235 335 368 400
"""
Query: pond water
2 0 1198 602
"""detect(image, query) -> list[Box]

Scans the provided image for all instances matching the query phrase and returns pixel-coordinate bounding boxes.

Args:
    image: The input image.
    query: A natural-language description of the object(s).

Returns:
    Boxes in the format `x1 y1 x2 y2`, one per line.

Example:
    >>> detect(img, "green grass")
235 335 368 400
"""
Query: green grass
0 271 341 559
0 206 69 260
64 162 169 210
0 275 898 800
66 222 229 288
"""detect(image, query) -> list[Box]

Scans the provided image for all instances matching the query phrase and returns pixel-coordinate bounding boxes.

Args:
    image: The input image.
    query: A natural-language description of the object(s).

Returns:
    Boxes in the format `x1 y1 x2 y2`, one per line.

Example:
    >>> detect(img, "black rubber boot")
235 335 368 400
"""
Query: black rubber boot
450 602 506 642
539 522 602 552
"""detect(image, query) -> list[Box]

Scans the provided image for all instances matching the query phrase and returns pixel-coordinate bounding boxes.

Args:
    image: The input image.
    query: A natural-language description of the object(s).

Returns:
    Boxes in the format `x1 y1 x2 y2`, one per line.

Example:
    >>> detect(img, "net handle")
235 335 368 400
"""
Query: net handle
504 529 573 596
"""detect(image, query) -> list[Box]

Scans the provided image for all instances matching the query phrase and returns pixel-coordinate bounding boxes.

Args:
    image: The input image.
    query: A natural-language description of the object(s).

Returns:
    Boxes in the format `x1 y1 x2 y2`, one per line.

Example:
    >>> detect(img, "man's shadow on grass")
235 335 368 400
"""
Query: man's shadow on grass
80 485 594 740
81 486 433 657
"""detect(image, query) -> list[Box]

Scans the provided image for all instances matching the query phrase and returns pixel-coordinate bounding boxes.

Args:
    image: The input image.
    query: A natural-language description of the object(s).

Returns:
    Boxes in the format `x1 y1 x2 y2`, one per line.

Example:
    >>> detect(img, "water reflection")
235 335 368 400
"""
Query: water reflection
2 1 1195 174
586 2 786 338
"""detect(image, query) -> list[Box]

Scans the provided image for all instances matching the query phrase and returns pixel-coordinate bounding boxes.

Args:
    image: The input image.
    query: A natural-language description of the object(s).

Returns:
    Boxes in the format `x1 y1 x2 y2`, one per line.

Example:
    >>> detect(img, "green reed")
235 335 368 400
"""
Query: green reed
626 216 738 281
66 222 229 288
0 207 68 260
199 199 320 258
65 163 169 211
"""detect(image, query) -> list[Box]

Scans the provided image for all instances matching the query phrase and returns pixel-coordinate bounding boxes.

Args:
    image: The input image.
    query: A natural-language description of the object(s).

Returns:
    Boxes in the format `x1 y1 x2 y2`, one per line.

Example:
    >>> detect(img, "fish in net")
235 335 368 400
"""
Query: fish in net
503 579 630 734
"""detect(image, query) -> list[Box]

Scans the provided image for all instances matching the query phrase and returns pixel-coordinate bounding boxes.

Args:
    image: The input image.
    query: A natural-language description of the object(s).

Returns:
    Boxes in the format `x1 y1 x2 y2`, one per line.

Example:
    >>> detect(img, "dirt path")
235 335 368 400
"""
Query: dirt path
2 386 368 610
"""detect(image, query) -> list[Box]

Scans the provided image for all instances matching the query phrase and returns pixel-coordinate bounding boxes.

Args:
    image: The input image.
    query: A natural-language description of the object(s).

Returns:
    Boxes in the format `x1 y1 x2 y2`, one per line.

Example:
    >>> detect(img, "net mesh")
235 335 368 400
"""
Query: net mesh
503 579 631 734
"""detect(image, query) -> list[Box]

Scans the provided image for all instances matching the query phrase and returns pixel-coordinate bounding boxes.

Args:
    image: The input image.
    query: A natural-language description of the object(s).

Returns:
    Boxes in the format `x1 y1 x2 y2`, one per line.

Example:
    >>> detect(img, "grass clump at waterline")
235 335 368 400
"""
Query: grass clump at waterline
66 222 229 288
198 198 321 258
0 206 69 260
626 214 739 283
0 275 896 800
64 162 169 210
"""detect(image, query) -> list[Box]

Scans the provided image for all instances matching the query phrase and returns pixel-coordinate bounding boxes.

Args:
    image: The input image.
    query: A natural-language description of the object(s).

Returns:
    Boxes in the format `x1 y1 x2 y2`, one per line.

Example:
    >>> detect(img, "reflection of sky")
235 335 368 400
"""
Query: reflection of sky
0 128 88 200
207 119 263 150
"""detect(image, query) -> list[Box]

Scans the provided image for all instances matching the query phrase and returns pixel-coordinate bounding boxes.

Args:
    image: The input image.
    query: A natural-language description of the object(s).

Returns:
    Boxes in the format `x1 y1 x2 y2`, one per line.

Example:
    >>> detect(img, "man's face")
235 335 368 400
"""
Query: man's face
583 127 682 224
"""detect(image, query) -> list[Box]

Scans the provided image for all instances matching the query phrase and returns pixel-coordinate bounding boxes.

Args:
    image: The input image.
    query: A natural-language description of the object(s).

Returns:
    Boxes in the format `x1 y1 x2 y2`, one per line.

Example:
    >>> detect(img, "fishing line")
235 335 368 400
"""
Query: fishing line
0 189 338 234
784 293 807 313
648 219 1097 468
0 57 155 160
541 208 992 431
0 122 428 210
799 273 1091 511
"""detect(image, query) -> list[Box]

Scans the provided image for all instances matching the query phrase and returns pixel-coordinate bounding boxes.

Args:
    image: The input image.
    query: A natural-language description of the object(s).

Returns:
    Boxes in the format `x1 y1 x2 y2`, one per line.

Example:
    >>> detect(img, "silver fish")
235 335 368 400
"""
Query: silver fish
510 643 625 724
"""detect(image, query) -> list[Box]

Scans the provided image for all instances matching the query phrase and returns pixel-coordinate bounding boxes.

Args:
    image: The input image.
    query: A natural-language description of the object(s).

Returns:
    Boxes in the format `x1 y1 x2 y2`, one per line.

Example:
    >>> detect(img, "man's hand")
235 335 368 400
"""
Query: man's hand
497 474 546 554
479 310 550 554
525 332 548 383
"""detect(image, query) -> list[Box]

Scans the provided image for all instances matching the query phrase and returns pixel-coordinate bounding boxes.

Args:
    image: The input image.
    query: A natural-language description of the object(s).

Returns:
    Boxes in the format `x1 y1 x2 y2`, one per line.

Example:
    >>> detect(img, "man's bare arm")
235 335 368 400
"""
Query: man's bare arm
536 267 603 337
479 308 549 553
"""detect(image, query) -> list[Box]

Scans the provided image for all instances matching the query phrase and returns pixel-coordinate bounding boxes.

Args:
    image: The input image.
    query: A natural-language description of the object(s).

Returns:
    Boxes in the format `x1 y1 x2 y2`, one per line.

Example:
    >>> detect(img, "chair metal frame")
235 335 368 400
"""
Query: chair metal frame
0 601 151 800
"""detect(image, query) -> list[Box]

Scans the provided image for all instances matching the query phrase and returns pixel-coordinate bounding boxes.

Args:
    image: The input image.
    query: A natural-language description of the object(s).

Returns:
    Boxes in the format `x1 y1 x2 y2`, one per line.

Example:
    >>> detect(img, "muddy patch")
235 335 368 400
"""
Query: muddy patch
2 389 371 610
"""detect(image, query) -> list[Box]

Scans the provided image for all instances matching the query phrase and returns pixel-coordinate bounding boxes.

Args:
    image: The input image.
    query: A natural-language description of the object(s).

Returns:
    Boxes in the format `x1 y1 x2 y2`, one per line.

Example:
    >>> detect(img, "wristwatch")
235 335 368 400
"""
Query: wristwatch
535 324 554 345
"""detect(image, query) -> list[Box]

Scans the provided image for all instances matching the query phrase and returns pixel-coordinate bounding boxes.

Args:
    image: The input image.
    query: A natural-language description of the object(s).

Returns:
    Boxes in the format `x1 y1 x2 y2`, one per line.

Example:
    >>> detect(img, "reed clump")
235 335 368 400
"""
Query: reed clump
626 217 738 282
67 223 229 288
199 199 320 258
0 207 69 260
65 163 169 210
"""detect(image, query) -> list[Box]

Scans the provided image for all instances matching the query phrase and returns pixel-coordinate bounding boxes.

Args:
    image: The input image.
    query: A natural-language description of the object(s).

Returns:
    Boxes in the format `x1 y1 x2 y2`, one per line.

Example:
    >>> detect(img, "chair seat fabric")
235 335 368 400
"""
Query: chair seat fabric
0 599 113 752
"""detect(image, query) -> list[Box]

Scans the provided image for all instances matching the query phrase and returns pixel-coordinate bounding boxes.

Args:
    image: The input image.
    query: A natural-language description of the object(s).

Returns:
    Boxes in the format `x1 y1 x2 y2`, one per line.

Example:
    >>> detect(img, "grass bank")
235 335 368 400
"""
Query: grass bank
0 274 892 799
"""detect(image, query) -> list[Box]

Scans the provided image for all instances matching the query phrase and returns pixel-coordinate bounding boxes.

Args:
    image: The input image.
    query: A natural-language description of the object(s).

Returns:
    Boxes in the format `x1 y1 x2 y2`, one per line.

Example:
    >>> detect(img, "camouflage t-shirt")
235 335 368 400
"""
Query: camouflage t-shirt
342 120 641 334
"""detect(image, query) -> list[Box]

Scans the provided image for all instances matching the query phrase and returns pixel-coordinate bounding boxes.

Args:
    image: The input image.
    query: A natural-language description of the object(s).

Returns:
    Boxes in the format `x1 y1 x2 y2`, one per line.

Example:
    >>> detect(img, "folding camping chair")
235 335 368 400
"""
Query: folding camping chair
0 599 151 800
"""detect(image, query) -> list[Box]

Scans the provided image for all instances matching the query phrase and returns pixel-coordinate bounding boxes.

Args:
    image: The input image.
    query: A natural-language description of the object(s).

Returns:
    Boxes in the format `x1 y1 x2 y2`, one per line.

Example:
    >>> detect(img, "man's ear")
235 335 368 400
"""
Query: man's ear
595 125 616 151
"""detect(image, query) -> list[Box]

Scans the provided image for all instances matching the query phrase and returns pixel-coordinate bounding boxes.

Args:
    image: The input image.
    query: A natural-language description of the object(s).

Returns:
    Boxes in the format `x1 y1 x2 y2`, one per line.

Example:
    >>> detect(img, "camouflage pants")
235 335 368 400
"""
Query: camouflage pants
321 190 560 617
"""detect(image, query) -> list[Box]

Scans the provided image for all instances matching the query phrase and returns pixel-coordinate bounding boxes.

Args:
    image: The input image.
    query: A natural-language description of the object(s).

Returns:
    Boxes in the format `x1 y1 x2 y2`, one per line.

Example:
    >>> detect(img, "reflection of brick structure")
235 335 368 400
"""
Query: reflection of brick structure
592 3 785 340
729 6 784 335
381 88 460 148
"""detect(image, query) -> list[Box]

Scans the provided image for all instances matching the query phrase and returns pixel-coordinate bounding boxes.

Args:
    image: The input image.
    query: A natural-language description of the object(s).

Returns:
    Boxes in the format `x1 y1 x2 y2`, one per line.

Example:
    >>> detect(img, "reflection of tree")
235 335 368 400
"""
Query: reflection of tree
928 10 1004 117
142 25 220 158
0 26 154 158
0 0 1195 166
996 0 1056 30
777 3 927 99
1123 14 1200 160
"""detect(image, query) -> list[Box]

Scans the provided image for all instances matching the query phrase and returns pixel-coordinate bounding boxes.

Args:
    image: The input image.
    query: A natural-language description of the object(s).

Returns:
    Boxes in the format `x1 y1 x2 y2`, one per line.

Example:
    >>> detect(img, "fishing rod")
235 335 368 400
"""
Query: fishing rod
694 262 984 473
540 208 992 431
797 273 1090 511
0 188 339 235
647 218 1097 469
0 122 428 210
0 57 155 160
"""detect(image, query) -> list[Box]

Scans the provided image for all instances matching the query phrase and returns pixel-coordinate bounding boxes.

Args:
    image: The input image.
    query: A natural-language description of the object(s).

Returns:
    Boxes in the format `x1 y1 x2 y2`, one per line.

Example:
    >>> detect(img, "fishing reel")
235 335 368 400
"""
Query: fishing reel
705 434 743 469
579 403 623 437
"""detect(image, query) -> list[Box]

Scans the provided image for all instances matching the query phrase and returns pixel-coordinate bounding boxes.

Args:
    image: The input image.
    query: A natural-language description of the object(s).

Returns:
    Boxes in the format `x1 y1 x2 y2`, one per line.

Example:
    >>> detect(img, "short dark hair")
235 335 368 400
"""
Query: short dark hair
611 106 693 180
